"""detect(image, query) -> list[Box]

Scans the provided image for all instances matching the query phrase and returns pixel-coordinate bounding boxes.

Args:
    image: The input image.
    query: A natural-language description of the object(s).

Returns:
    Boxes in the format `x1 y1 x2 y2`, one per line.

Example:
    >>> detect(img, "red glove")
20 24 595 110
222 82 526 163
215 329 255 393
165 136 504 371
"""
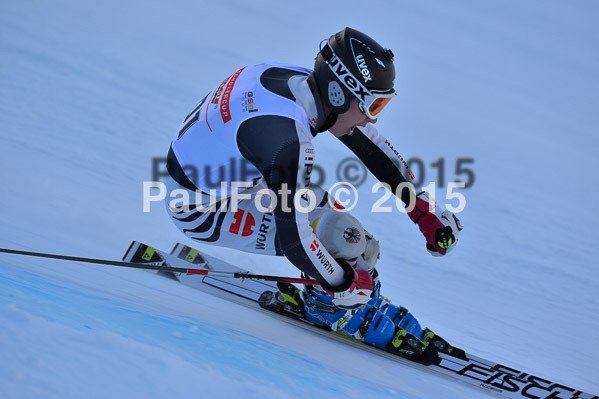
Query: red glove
322 260 373 309
407 192 463 256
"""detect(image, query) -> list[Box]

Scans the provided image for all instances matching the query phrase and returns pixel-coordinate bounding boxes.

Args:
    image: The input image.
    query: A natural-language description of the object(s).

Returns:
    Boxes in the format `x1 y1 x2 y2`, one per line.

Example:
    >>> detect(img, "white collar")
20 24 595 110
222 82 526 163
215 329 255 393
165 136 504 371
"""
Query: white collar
288 75 319 130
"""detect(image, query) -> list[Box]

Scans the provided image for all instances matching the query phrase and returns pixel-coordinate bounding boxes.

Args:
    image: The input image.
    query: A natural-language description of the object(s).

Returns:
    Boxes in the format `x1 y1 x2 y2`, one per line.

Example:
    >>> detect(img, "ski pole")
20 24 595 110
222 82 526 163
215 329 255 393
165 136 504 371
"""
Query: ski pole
0 247 321 286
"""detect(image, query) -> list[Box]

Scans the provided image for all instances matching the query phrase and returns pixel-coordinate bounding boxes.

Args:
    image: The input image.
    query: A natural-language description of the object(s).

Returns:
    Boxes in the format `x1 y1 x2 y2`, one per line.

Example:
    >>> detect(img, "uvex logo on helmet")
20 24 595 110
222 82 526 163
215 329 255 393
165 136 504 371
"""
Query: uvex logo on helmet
355 54 372 82
325 49 369 103
350 38 375 83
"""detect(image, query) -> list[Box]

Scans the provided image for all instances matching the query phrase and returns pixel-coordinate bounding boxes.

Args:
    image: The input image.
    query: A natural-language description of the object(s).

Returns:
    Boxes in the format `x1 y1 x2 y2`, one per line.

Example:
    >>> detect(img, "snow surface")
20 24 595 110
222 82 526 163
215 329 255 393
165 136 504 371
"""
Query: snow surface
1 0 599 398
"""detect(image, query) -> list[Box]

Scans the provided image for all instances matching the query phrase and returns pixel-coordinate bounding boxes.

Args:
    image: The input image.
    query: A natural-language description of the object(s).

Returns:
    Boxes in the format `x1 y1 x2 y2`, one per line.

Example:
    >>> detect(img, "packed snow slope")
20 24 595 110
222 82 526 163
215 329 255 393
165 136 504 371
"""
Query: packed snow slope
1 0 598 398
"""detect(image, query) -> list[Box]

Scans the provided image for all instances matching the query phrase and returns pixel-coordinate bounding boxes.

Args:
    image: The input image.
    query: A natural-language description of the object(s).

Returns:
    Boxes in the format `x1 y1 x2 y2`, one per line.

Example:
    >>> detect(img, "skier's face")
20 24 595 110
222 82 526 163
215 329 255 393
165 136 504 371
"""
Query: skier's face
329 98 377 137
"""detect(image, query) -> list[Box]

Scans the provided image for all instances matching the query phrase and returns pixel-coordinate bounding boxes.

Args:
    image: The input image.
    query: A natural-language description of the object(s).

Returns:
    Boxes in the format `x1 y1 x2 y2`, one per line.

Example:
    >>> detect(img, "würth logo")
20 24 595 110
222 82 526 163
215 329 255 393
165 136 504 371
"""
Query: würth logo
310 240 319 252
229 209 255 237
315 249 335 275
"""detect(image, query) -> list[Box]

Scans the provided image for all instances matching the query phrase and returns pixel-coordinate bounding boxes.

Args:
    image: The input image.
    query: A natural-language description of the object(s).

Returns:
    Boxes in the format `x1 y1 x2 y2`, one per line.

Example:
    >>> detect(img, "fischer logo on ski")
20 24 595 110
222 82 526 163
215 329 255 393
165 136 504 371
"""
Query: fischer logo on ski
436 355 596 399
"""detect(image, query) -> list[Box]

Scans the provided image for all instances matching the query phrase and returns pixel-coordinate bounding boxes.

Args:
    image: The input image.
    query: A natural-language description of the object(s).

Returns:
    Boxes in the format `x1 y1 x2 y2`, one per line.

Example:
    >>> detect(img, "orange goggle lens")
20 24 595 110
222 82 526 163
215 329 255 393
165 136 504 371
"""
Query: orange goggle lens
368 96 393 117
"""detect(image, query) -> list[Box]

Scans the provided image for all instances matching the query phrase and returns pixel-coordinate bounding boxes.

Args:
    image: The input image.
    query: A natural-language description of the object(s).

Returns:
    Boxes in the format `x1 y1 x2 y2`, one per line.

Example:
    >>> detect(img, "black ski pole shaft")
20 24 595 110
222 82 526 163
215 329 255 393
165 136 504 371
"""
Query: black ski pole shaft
0 247 321 286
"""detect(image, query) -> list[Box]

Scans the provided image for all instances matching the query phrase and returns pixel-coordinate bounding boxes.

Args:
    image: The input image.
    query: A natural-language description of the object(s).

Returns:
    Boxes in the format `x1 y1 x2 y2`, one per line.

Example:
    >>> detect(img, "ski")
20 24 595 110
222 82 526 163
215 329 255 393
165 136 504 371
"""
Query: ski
123 241 598 399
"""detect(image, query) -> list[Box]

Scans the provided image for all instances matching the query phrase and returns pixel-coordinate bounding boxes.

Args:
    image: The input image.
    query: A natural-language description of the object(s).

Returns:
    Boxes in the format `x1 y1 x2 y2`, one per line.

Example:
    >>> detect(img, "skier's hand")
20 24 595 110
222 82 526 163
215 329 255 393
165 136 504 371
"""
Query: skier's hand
407 192 463 257
322 260 373 309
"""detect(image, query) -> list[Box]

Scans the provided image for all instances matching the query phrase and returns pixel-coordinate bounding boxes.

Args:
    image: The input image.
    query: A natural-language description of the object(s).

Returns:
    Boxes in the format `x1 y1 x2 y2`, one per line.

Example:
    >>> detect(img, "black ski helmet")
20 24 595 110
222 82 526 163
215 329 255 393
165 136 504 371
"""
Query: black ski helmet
313 27 396 115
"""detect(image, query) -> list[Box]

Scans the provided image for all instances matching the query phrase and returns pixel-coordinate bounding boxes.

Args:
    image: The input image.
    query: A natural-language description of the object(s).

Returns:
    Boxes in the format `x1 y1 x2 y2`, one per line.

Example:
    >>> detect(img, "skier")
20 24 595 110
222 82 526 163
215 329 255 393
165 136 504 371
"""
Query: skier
163 27 462 359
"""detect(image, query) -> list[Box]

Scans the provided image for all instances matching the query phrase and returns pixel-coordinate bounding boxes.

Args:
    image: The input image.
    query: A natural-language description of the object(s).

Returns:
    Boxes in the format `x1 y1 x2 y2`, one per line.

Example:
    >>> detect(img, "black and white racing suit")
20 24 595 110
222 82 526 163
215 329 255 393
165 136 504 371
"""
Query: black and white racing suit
164 63 414 290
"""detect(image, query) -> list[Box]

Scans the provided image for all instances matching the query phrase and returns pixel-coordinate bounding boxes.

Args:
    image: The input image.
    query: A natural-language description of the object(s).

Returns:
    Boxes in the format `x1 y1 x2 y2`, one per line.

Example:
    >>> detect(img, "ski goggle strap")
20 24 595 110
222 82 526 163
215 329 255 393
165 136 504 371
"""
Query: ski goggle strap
320 42 395 119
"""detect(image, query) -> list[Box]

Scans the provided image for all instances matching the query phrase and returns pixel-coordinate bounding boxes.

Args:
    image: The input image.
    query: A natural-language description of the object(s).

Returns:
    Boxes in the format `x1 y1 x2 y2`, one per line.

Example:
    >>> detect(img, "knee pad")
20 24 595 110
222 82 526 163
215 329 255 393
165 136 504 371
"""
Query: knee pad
355 230 380 272
309 208 367 261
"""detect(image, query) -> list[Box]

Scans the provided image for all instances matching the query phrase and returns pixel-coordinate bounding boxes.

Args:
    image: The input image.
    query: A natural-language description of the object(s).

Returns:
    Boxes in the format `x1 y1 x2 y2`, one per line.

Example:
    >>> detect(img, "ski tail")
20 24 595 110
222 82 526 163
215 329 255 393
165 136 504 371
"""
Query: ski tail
122 241 165 265
170 243 208 266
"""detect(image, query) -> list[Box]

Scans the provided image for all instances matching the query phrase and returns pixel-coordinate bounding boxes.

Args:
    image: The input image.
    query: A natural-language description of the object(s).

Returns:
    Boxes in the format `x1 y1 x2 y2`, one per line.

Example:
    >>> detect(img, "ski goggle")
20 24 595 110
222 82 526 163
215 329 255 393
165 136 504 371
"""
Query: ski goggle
320 42 395 120
358 92 395 119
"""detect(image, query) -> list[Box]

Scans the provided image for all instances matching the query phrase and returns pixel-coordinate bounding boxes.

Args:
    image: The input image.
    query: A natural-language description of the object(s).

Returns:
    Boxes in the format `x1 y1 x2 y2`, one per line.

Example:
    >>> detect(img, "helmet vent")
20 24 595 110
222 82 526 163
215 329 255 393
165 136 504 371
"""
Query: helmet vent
328 81 345 106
